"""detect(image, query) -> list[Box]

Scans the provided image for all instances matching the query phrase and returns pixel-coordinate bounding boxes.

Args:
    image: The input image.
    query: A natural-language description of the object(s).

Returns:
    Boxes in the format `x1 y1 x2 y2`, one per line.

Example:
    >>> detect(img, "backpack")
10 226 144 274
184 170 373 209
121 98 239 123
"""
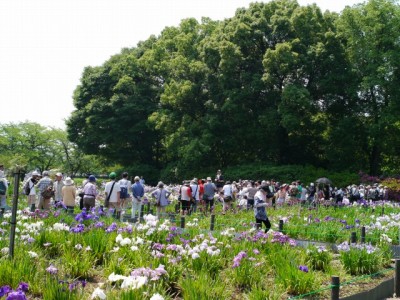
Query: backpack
289 187 298 196
23 181 31 195
120 186 128 199
41 186 54 199
374 189 380 200
0 180 6 195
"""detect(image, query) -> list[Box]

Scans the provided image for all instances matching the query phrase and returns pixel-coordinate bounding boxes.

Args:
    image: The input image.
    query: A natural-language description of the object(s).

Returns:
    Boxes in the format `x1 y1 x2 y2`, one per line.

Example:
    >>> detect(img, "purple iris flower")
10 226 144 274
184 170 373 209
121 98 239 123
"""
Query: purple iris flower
17 282 29 292
46 264 58 275
70 224 85 233
6 291 27 300
106 222 118 233
298 265 309 273
94 221 104 228
0 285 12 297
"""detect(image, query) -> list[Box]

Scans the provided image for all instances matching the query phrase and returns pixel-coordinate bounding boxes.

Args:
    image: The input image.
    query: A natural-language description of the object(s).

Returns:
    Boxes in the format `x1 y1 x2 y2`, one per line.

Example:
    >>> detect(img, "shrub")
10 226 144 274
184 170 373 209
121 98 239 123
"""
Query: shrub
381 178 400 201
222 163 359 187
337 242 386 275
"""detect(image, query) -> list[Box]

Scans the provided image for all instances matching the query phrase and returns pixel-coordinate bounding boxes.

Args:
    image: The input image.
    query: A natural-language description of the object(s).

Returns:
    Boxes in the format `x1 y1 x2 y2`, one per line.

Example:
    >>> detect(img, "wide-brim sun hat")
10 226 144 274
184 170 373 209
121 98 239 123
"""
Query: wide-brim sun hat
32 171 40 176
63 177 74 186
207 177 212 181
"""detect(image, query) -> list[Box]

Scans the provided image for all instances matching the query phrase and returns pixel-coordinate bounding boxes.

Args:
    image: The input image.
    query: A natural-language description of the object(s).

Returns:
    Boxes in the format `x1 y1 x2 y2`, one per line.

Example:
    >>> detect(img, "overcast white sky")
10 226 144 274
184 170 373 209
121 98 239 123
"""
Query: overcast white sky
0 0 363 129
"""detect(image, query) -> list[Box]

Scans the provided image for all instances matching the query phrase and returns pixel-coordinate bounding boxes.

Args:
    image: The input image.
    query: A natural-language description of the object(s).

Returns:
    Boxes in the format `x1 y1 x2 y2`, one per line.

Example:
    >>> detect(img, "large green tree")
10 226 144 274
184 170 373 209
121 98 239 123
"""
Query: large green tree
337 0 400 175
66 0 400 180
67 46 161 175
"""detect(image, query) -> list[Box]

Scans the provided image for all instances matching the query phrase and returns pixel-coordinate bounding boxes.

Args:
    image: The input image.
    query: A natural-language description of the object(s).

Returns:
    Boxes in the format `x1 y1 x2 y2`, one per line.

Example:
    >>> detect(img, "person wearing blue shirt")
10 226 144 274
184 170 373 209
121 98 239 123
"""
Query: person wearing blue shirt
131 176 144 222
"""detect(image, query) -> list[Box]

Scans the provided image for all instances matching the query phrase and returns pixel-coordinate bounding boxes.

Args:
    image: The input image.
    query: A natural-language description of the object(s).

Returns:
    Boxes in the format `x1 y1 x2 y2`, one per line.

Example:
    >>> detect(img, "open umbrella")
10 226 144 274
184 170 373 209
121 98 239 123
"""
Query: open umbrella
315 177 332 185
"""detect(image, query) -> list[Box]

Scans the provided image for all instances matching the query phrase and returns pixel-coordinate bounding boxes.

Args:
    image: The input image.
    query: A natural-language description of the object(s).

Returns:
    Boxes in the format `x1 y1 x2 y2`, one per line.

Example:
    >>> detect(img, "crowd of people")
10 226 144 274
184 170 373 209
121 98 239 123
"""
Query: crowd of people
0 165 392 232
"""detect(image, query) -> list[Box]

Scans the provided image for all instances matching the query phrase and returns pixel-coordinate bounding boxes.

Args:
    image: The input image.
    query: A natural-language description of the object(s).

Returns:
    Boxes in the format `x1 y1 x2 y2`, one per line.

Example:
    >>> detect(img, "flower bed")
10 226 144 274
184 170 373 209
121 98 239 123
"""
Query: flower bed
0 200 397 299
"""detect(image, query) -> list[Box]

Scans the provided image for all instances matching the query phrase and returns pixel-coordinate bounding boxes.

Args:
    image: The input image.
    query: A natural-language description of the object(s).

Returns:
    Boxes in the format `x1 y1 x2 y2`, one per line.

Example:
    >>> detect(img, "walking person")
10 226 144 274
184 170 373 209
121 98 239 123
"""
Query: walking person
105 172 121 218
131 176 144 222
247 181 258 209
24 171 40 212
62 177 76 213
179 181 192 215
277 185 287 206
36 171 53 210
118 172 131 220
190 179 200 213
53 172 64 204
203 177 217 214
152 181 171 219
82 175 98 210
222 181 233 214
254 185 271 233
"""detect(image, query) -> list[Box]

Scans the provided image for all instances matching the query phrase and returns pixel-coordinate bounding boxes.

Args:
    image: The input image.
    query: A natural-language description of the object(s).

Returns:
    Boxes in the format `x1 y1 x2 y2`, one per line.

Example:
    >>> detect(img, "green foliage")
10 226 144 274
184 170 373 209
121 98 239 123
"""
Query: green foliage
222 163 359 187
339 244 385 275
0 121 104 176
42 277 85 300
270 246 319 295
306 245 332 271
178 271 231 300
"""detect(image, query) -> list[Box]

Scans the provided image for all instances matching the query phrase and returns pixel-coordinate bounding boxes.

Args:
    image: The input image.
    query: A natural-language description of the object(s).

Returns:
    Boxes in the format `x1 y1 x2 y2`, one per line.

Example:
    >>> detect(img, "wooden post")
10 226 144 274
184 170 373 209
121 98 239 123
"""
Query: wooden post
210 214 215 231
395 260 400 297
361 226 366 243
9 171 21 259
351 232 357 244
180 216 185 229
279 219 284 232
140 204 144 218
331 276 340 300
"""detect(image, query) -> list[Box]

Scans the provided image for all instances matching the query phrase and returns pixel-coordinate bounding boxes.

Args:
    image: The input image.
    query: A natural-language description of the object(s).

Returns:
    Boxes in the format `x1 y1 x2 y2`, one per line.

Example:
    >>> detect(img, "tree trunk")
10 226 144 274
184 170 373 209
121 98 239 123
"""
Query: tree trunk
369 143 381 176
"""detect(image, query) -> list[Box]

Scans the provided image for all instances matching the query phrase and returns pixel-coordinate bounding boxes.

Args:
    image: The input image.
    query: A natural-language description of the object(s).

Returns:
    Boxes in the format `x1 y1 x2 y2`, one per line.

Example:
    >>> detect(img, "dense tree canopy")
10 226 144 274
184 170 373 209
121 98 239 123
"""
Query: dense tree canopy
67 0 400 181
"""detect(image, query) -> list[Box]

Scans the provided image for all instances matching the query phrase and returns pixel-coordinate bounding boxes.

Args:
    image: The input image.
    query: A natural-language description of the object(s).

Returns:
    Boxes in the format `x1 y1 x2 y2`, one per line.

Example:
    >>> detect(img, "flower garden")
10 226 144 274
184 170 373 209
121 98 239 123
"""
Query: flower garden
0 197 399 299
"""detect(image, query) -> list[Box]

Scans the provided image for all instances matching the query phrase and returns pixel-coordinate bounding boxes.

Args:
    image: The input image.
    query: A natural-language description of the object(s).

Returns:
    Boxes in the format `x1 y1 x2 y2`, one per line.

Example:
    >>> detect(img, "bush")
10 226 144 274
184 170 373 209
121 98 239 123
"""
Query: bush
381 178 400 201
221 163 359 187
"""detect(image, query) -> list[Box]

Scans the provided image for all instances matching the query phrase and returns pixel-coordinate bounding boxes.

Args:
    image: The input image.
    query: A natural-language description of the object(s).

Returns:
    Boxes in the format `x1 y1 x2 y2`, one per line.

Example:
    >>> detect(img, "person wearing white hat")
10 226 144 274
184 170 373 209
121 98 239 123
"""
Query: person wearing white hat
53 172 64 204
151 181 171 218
62 177 76 213
23 171 41 212
0 171 8 217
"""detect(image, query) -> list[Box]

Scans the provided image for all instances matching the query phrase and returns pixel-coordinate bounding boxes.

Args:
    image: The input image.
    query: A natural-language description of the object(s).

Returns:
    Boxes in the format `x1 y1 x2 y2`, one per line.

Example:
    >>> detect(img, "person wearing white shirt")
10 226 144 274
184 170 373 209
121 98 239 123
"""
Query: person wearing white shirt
118 172 131 219
190 179 200 213
53 172 64 203
222 181 233 213
25 171 40 212
254 185 271 233
105 172 121 218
